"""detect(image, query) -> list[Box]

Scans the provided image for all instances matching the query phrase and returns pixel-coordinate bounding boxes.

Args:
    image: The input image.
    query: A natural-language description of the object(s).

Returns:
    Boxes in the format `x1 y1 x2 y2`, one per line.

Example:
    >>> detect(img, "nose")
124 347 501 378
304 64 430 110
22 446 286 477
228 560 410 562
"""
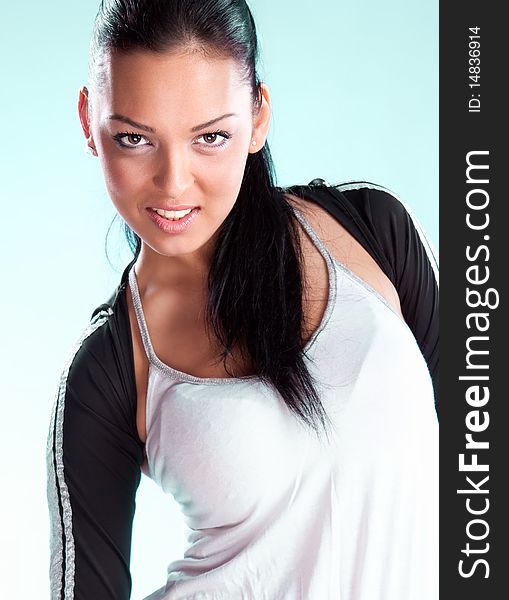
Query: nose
153 145 194 199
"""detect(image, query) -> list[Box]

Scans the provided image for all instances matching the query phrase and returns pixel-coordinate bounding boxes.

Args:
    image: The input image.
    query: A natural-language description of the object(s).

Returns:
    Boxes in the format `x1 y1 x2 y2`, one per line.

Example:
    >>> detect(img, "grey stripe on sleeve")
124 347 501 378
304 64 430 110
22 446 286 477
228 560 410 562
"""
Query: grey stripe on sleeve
46 308 113 599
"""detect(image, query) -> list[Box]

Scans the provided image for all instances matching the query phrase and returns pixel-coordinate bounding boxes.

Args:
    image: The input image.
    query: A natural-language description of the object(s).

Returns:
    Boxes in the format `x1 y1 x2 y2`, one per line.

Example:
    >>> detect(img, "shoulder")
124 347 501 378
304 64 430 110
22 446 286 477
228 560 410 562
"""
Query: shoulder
61 293 136 425
69 307 114 372
67 260 136 399
330 181 438 272
291 179 412 226
283 181 406 317
54 307 142 452
62 307 115 406
285 179 438 285
283 178 410 247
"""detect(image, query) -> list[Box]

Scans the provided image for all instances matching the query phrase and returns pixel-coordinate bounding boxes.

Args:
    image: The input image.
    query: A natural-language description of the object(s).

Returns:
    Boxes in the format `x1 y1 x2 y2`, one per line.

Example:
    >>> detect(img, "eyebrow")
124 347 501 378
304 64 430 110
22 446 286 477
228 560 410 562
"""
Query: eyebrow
107 112 239 133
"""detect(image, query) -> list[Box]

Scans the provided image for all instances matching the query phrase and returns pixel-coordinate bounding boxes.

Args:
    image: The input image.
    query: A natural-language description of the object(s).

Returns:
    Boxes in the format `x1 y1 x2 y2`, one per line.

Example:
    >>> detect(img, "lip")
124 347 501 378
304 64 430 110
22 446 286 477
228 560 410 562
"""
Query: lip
147 206 200 234
149 204 198 211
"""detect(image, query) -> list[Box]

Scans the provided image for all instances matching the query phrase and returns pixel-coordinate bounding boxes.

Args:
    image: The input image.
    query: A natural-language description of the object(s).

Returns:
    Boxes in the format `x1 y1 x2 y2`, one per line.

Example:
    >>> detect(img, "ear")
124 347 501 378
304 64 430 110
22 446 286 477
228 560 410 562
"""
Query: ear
77 86 97 155
249 82 272 154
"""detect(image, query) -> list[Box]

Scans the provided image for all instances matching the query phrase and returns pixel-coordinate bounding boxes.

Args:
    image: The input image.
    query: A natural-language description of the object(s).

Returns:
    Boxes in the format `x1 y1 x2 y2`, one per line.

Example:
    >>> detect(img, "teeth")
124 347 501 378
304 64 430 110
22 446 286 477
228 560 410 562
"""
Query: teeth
153 207 193 220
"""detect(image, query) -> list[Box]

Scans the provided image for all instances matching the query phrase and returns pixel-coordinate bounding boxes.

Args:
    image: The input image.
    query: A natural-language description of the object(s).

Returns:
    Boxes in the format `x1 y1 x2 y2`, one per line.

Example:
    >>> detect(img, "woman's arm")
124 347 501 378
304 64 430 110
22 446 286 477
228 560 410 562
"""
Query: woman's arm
46 307 144 599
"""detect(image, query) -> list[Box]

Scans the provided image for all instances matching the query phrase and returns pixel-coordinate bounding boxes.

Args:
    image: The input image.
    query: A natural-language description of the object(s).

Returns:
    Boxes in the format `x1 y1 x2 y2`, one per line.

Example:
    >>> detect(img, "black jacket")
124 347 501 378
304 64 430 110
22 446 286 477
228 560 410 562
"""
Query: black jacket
46 180 439 599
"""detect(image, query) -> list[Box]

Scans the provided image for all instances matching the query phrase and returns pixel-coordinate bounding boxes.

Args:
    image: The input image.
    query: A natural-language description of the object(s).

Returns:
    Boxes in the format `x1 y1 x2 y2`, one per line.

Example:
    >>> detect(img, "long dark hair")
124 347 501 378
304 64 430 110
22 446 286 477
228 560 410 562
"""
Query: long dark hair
89 0 332 439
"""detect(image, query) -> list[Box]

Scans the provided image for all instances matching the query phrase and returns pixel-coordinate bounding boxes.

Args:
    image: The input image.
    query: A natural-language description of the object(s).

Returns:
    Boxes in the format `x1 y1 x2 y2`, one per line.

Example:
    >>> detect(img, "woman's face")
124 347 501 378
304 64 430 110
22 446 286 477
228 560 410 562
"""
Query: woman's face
79 49 271 270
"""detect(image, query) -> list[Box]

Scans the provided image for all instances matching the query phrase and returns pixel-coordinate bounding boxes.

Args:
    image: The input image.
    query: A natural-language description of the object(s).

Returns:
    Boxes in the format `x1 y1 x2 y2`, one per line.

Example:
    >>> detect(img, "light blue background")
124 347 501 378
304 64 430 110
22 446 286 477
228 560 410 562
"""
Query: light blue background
0 0 437 597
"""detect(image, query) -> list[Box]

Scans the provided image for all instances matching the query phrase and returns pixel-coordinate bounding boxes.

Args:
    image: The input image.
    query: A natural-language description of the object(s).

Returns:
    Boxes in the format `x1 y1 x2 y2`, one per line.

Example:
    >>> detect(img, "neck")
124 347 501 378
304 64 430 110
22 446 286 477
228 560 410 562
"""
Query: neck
135 235 217 294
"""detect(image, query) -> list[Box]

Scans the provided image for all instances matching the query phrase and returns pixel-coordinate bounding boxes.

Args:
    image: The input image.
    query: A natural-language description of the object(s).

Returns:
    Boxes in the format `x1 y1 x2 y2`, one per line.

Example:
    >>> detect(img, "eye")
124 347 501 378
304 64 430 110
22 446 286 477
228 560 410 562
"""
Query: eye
195 130 232 149
111 129 232 151
112 131 151 149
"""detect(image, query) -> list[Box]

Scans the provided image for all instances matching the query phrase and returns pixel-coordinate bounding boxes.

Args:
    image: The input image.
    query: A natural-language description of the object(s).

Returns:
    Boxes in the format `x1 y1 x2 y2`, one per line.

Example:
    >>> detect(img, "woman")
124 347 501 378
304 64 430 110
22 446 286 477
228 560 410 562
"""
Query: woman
46 0 439 598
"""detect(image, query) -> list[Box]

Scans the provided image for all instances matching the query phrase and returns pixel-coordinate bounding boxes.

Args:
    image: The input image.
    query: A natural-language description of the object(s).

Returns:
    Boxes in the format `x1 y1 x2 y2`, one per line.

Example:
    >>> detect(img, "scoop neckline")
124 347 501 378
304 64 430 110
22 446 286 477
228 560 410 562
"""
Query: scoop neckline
127 205 337 385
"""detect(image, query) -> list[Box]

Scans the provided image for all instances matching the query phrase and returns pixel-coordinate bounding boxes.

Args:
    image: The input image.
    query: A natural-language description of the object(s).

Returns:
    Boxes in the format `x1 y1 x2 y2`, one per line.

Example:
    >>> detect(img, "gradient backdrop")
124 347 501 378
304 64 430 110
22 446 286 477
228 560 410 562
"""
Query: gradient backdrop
0 0 438 597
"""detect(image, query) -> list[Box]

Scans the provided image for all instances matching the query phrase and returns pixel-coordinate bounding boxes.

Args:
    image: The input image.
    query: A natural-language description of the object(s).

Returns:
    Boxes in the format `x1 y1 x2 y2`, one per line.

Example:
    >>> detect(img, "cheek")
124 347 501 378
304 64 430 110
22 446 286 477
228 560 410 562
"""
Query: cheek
204 139 251 195
100 155 148 208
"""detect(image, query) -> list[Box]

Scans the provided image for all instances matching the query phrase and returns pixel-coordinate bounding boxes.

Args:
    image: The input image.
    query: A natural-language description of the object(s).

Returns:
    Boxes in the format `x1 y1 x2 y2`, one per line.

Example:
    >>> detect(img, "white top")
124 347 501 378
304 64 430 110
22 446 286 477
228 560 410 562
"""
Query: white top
128 207 439 600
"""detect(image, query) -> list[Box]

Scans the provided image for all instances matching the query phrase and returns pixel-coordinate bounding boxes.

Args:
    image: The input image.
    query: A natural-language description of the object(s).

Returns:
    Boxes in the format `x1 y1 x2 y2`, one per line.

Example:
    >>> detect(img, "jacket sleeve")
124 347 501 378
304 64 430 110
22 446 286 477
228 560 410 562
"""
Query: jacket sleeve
46 307 144 599
359 186 440 413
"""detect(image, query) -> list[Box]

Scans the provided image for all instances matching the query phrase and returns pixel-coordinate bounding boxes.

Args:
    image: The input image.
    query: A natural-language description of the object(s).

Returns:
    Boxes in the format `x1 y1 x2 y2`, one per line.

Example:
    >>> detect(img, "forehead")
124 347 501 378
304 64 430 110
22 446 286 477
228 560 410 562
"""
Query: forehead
94 49 251 124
